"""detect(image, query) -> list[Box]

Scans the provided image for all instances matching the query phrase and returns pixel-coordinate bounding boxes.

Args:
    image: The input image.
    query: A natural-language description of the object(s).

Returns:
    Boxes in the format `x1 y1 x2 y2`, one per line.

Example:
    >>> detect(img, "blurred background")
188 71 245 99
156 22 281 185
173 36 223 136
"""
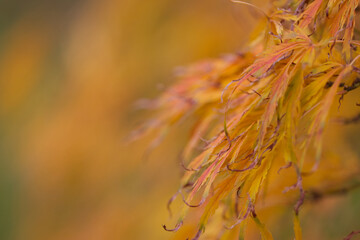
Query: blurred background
0 0 359 239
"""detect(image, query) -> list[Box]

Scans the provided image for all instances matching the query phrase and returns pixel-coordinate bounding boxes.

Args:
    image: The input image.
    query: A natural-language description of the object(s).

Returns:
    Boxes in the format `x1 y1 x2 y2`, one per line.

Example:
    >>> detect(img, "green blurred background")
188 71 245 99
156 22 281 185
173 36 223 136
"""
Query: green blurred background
0 0 359 239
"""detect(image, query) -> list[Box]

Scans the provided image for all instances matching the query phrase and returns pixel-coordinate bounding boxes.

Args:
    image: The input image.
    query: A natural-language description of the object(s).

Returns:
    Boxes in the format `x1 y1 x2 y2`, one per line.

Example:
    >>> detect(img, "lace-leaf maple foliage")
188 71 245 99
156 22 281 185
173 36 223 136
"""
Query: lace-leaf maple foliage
133 0 360 239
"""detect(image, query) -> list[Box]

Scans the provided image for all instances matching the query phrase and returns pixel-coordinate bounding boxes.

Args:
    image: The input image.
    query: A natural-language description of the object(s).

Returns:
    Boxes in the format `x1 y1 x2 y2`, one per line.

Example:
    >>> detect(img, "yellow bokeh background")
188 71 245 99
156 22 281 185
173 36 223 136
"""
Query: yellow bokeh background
0 0 262 239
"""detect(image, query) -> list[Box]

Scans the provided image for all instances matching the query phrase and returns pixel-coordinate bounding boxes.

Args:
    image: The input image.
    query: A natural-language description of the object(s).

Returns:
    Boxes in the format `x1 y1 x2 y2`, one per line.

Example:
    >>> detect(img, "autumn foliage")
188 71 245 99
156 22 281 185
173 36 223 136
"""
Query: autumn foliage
136 0 360 239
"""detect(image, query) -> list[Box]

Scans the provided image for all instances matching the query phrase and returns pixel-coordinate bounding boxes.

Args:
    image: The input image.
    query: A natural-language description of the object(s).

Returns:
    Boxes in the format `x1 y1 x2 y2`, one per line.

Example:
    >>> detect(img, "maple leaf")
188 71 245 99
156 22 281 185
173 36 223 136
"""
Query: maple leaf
135 0 360 239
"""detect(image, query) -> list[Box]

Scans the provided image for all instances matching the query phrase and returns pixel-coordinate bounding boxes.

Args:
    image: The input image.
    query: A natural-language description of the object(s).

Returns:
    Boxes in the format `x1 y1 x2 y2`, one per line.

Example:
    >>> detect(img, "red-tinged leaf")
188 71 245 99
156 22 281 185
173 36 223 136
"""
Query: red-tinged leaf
299 0 324 28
